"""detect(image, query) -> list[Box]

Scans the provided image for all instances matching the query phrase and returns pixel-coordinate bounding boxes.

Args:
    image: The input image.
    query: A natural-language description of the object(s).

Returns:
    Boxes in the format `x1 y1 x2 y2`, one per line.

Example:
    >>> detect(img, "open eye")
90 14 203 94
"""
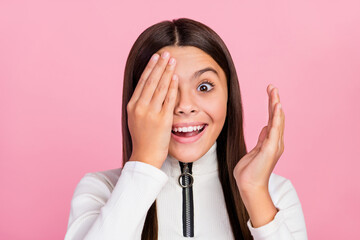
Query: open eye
197 80 215 92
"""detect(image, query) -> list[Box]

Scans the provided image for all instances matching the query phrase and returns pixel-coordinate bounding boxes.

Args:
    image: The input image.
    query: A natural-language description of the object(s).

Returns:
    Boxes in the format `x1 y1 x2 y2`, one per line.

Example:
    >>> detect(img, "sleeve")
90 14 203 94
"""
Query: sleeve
246 179 308 240
64 161 169 240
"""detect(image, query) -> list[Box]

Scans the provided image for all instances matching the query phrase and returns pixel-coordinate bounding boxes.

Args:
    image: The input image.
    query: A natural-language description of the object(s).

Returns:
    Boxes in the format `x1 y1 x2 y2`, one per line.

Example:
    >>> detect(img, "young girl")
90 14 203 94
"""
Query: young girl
65 18 308 240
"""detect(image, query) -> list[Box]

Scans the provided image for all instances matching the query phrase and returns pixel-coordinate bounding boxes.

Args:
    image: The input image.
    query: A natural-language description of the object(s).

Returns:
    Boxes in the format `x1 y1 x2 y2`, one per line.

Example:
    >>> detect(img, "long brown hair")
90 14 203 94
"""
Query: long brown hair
121 18 252 240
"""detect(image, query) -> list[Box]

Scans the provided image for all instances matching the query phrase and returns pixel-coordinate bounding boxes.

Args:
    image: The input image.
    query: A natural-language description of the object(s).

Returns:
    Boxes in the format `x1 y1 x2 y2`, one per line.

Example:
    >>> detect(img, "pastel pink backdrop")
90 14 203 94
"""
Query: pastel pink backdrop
1 0 359 239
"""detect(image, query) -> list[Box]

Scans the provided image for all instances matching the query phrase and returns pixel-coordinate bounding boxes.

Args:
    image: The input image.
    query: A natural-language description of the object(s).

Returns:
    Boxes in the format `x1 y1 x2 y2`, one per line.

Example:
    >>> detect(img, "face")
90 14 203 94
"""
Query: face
156 46 228 163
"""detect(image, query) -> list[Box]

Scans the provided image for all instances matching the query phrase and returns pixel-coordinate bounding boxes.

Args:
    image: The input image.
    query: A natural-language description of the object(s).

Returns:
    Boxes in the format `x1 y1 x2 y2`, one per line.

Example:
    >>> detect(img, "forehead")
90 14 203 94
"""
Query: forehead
156 46 226 81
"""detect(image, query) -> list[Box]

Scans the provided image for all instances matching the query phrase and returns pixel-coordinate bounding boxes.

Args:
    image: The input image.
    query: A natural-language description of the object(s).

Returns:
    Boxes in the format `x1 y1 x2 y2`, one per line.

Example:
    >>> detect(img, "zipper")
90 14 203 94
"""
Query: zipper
178 162 194 237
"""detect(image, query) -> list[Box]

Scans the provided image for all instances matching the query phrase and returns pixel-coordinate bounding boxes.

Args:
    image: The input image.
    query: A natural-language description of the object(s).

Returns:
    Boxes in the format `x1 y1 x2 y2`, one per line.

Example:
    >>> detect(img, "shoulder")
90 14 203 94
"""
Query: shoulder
67 167 124 228
268 172 301 209
73 167 123 198
73 160 169 197
90 167 123 189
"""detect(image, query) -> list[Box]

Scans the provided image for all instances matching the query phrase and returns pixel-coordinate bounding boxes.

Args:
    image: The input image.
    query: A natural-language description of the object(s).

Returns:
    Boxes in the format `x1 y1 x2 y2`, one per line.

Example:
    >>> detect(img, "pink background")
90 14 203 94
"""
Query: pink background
1 0 359 239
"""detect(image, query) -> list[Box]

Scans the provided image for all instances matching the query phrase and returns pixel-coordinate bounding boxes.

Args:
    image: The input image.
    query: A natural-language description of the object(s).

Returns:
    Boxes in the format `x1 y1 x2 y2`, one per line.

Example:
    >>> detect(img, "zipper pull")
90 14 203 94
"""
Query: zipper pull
178 162 194 188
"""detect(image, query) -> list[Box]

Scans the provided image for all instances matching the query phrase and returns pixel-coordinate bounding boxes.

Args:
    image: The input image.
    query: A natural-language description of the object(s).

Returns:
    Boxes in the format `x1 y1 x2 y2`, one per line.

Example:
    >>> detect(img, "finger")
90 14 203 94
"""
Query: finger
129 53 160 104
267 84 276 127
267 84 275 127
279 105 285 152
150 57 177 112
266 102 282 153
254 126 268 151
267 86 280 131
138 51 171 105
161 74 178 117
273 88 284 152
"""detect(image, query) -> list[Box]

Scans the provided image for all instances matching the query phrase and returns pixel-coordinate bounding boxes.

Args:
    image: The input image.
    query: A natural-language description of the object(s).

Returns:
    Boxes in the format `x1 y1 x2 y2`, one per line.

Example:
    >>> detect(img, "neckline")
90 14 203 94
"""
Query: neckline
161 141 218 177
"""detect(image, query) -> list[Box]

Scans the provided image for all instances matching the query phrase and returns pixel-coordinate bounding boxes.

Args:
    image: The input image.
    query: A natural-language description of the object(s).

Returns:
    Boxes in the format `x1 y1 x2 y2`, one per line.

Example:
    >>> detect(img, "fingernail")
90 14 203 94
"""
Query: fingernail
169 57 176 65
161 51 169 58
152 54 159 61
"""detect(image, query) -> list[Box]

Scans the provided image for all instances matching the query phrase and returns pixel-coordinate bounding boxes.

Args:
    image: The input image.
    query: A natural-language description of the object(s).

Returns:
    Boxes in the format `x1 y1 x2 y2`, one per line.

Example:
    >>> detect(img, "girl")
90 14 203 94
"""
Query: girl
65 18 307 240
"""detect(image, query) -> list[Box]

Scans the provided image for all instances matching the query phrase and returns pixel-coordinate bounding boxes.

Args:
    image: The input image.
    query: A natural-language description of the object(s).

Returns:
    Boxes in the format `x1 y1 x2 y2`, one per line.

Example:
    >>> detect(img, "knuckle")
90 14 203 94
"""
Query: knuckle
165 94 174 104
165 64 174 73
159 56 169 64
171 81 178 89
138 76 146 84
145 63 153 71
145 76 154 86
269 146 277 155
126 102 133 112
159 61 169 71
155 83 167 93
270 126 277 135
276 143 280 152
152 63 162 73
268 144 277 153
164 96 170 105
147 111 158 121
262 141 276 154
134 104 145 117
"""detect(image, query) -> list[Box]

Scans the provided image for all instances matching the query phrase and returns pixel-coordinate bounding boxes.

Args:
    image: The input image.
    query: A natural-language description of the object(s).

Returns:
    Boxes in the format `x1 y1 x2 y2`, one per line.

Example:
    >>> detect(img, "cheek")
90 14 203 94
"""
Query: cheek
203 98 227 124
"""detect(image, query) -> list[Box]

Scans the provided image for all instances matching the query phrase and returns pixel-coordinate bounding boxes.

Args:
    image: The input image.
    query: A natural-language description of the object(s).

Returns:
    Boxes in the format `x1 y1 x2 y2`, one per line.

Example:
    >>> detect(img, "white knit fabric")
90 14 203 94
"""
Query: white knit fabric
65 141 308 240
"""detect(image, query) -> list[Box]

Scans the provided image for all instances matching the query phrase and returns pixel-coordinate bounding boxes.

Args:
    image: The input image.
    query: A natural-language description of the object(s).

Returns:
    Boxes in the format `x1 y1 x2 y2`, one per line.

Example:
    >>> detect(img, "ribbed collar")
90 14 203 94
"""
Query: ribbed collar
161 141 218 177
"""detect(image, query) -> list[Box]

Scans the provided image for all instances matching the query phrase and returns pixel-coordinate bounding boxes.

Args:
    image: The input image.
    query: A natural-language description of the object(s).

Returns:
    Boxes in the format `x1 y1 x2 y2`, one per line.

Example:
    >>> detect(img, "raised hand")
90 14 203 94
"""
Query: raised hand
233 84 285 194
127 51 178 169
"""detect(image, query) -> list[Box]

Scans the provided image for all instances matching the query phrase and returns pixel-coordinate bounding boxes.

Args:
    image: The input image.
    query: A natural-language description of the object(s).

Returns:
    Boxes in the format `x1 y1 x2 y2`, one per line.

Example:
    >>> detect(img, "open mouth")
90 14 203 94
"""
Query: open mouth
171 124 207 138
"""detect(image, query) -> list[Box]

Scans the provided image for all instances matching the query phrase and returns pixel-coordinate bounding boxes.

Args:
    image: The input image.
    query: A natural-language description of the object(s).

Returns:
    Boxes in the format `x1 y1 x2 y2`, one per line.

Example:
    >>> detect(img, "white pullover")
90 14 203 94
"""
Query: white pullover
65 141 308 240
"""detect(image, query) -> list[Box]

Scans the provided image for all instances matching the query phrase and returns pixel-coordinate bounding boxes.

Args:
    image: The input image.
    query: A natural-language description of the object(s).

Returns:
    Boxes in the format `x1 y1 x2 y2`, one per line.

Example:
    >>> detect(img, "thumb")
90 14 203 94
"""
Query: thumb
255 126 268 150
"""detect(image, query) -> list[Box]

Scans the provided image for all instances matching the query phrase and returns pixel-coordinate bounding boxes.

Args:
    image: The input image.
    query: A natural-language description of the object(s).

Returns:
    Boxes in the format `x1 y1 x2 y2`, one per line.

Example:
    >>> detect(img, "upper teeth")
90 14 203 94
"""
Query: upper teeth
172 125 205 132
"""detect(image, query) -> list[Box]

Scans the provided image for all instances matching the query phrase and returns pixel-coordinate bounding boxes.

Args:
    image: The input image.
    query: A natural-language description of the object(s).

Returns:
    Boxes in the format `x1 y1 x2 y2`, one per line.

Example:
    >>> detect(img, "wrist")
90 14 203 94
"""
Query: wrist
237 181 268 196
239 187 278 228
129 155 163 169
239 188 270 205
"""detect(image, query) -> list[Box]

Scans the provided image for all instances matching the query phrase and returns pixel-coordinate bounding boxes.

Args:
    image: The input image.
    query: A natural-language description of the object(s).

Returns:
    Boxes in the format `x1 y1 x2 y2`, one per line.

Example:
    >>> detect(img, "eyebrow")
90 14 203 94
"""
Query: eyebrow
192 67 219 80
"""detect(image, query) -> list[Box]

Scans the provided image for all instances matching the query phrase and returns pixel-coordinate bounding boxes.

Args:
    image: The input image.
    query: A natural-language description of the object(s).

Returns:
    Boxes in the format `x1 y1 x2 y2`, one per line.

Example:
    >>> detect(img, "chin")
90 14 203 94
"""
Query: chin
168 151 201 163
168 142 208 163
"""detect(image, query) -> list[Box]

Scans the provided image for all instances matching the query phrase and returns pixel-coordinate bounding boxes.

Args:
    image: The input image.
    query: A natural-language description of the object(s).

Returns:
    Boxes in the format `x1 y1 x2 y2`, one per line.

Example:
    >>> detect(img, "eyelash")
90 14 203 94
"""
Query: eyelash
197 80 215 92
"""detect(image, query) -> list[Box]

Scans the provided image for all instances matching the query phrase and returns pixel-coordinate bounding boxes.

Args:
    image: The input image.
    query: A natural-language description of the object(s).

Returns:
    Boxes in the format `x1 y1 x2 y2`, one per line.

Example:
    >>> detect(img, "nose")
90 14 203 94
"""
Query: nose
174 90 198 116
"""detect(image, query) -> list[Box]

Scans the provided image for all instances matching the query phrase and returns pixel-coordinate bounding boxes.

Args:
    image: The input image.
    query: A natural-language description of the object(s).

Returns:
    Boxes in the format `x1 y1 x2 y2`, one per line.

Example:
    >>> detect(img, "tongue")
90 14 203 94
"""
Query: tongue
174 130 200 137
